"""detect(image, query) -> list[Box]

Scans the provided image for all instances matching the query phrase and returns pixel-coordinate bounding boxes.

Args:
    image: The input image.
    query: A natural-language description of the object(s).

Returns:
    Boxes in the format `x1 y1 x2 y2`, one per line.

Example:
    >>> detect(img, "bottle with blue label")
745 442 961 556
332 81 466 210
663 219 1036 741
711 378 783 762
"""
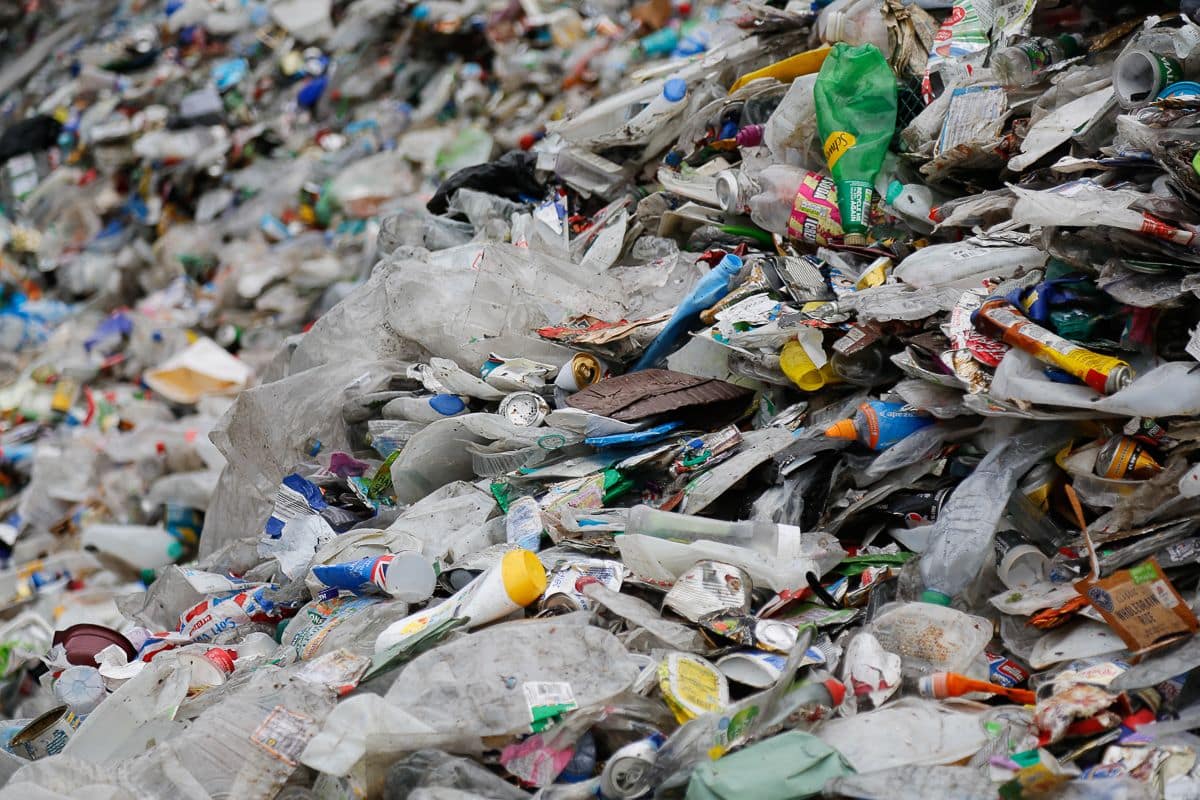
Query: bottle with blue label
822 399 933 451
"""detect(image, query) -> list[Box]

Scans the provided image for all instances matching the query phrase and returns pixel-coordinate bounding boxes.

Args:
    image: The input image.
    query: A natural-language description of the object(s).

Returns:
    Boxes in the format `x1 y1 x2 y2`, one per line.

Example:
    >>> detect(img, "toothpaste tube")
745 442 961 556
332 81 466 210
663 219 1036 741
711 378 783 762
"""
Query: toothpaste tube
310 552 435 603
178 585 284 644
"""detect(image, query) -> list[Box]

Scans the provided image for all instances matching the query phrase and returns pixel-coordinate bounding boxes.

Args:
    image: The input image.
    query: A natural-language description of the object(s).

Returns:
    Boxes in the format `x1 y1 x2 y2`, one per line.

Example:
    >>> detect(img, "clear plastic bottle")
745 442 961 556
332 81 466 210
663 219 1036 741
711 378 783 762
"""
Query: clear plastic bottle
615 77 690 157
919 427 1067 604
625 504 802 559
992 34 1084 87
747 165 816 235
81 524 184 571
815 0 891 54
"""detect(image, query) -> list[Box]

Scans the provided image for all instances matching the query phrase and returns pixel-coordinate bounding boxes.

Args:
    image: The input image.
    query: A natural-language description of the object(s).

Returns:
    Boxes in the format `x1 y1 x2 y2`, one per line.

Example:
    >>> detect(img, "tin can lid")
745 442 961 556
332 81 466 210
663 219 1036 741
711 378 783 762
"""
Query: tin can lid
715 170 741 213
498 392 548 426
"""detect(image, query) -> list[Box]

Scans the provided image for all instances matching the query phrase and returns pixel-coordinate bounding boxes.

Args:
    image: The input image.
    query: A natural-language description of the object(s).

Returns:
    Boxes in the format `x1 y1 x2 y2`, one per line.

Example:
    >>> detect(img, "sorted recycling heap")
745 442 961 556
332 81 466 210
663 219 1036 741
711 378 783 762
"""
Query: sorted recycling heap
1 0 1200 797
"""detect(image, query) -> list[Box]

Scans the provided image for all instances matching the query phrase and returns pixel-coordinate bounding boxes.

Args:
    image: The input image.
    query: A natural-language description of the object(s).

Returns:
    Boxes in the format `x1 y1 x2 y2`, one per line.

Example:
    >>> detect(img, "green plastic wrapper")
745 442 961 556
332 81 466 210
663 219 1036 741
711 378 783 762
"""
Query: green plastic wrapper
813 43 898 245
685 731 855 800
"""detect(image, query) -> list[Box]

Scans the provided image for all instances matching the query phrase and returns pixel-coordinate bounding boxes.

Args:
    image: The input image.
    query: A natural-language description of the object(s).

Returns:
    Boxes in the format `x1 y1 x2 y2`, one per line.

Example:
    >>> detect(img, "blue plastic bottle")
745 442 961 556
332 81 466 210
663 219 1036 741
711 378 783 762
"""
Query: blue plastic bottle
631 253 742 371
822 399 933 451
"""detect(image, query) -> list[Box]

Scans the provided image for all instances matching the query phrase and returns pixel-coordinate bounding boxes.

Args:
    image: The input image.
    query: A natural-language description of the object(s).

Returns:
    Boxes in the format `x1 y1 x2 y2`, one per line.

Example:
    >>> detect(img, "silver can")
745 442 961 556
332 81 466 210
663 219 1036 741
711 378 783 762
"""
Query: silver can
498 392 549 427
600 736 663 799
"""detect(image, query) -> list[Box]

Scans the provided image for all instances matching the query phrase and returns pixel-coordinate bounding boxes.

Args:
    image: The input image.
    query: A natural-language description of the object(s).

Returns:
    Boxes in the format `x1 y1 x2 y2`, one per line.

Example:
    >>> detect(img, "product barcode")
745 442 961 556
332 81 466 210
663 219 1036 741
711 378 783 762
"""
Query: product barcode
272 486 316 522
523 681 575 708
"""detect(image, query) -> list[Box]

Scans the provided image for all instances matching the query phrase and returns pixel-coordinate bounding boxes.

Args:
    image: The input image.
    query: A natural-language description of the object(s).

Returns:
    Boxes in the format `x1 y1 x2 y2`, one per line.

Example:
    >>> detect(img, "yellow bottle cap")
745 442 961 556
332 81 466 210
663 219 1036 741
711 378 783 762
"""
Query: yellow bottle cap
501 549 547 607
823 418 858 440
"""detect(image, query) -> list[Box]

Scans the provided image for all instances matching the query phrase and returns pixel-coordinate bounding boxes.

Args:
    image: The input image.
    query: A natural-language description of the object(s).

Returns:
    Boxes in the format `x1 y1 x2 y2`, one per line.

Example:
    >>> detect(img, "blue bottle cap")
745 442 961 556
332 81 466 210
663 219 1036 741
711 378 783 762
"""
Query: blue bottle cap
663 78 687 103
429 394 466 415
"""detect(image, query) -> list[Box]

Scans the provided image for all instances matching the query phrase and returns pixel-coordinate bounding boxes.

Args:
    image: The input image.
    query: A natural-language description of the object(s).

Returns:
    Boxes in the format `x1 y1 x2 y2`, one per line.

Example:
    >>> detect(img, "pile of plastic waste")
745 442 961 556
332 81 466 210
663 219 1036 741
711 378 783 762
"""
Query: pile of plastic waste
4 0 1200 797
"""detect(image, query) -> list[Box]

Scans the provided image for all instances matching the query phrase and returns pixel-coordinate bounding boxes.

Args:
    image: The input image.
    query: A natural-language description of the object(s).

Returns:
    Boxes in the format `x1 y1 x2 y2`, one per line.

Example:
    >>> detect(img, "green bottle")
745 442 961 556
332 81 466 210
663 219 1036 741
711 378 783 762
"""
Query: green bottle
813 43 898 246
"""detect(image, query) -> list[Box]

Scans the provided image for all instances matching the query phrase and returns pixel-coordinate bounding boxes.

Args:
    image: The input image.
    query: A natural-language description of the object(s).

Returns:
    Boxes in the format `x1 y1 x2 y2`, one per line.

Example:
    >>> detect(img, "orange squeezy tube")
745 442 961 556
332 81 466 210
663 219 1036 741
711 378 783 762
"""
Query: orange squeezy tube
918 672 1036 705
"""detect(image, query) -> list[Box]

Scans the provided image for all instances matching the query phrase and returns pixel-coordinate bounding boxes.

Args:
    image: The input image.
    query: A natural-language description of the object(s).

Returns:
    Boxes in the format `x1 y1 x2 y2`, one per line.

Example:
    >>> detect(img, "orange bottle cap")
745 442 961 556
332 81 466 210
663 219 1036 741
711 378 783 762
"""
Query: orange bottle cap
823 418 858 440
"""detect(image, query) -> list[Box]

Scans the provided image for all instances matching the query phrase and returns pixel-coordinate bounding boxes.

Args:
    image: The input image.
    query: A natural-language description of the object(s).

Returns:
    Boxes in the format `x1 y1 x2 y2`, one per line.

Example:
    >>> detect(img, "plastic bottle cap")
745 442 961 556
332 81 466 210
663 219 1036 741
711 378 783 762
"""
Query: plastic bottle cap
500 548 548 607
823 678 847 708
718 253 743 272
921 589 952 606
204 647 236 673
823 419 858 440
167 539 184 560
663 78 687 103
429 394 466 415
885 179 904 205
843 232 868 246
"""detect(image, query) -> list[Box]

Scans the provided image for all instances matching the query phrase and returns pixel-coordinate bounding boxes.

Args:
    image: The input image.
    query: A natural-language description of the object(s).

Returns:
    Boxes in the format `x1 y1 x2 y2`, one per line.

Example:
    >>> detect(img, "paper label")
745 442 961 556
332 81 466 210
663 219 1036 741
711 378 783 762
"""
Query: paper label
659 654 728 722
523 681 577 732
1186 326 1200 362
286 596 378 660
664 562 750 622
251 706 316 766
785 171 842 245
822 131 856 170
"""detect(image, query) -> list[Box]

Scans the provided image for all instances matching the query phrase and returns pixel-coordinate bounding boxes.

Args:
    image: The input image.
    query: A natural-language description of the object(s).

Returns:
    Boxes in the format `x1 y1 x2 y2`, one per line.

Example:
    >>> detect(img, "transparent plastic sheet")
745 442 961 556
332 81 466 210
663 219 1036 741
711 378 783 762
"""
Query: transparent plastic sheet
382 750 529 800
302 616 638 776
920 422 1072 601
288 243 631 376
201 360 398 557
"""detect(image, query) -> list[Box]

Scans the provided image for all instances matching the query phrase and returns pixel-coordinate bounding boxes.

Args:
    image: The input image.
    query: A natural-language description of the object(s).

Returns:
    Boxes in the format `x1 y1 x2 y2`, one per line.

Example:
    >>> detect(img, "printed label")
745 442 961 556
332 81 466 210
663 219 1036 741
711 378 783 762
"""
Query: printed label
251 706 316 766
523 681 577 732
822 131 856 170
785 172 842 245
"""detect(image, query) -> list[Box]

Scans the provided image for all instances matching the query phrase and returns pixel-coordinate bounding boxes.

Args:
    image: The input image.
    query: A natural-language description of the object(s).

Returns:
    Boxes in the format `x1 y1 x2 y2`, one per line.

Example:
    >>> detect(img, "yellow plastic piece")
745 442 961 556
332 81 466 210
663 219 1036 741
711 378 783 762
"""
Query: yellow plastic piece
501 549 548 607
728 46 832 94
780 339 839 392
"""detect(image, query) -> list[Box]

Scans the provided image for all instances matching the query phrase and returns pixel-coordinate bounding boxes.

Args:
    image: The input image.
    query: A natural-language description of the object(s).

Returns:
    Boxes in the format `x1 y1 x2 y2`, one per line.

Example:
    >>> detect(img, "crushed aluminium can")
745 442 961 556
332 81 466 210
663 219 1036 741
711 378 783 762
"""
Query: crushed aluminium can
1094 435 1163 480
600 733 665 799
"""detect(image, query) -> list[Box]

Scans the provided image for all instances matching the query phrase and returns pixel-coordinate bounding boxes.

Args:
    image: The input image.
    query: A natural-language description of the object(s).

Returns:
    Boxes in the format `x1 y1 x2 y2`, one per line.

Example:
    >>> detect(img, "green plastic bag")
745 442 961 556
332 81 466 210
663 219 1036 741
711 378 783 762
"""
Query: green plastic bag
685 731 855 800
813 43 898 245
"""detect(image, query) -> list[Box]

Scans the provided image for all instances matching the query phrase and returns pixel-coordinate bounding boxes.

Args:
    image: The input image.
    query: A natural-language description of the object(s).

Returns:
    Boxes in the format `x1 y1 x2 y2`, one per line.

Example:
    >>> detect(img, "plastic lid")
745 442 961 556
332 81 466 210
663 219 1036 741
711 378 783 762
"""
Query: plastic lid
843 232 868 246
663 78 687 103
823 419 858 440
921 589 952 606
501 548 548 607
429 394 466 415
717 253 743 272
204 647 236 673
823 678 847 708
